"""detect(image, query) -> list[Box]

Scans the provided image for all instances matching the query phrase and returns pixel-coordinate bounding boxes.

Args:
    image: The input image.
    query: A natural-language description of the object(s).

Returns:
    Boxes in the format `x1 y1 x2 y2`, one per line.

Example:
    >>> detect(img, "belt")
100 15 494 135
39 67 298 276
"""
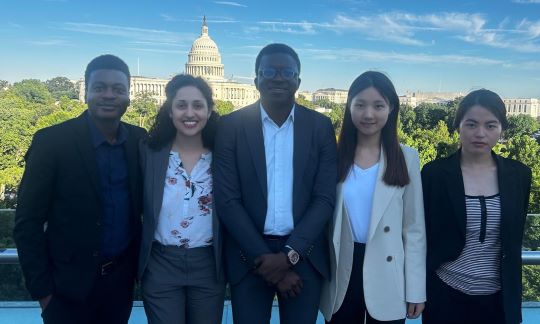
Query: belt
262 234 289 241
99 250 130 276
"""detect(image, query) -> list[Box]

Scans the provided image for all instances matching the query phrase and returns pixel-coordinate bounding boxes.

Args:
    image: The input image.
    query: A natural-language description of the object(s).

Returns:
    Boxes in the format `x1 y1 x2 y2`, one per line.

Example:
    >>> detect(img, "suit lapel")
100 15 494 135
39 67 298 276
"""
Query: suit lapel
368 147 397 241
73 113 102 204
243 103 268 198
293 106 311 220
152 144 171 223
442 152 467 238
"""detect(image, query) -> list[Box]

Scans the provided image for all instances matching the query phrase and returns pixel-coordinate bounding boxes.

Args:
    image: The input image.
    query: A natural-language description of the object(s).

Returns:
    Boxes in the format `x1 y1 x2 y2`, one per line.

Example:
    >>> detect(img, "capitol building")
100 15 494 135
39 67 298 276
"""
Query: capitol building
80 17 259 108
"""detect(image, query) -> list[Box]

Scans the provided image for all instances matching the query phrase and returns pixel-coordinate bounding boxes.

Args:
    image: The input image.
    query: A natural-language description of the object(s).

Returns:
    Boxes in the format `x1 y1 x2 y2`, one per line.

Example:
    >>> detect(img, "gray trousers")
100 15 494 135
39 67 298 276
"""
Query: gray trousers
141 243 226 324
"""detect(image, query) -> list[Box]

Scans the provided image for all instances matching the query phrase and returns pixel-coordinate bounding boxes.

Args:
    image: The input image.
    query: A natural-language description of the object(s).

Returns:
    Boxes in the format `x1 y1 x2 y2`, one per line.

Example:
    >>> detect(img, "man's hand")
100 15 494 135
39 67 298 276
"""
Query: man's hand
276 270 303 299
254 252 290 285
39 294 53 311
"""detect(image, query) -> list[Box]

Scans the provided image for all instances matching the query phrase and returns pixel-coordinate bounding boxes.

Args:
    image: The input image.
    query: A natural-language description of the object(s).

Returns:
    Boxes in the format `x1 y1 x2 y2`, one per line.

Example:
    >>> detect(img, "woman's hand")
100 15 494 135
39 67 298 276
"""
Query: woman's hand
406 302 425 319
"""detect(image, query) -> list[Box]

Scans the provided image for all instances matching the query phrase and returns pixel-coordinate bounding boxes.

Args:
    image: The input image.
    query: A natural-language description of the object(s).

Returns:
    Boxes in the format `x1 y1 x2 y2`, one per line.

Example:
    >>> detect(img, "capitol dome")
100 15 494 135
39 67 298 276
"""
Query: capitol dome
185 17 225 81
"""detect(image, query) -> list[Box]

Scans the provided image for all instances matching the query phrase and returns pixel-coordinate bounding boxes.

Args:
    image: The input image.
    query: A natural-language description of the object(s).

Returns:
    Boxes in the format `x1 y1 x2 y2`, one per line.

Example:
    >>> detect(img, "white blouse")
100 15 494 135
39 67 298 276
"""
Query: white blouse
154 151 213 248
343 163 379 244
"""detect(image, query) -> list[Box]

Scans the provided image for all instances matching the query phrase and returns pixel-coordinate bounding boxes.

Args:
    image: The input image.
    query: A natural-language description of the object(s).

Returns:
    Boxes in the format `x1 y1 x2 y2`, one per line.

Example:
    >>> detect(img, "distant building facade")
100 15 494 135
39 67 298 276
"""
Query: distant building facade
80 17 258 109
399 91 464 108
312 88 348 104
503 98 540 120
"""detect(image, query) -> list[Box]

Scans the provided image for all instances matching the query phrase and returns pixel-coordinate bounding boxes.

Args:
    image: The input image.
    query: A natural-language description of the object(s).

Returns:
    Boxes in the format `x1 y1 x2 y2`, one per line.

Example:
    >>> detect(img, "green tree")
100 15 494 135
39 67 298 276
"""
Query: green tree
12 79 53 105
123 91 158 130
444 98 461 132
325 103 345 135
414 103 448 130
0 80 9 92
45 76 79 100
296 94 315 109
399 104 416 134
505 114 540 139
215 99 234 116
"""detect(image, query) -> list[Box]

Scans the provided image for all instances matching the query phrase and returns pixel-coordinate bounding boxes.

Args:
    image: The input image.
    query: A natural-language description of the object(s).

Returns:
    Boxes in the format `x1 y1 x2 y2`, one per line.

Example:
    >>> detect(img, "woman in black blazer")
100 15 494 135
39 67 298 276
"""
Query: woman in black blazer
421 89 531 324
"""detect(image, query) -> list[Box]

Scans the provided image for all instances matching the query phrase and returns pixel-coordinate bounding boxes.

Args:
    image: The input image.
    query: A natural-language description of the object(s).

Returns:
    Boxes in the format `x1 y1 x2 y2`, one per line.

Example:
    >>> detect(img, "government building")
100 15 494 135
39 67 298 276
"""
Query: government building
79 17 259 108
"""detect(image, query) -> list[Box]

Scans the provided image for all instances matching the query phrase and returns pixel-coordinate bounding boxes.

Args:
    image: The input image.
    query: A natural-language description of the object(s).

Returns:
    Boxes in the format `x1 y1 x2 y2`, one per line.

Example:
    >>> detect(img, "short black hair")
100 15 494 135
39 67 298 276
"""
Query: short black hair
255 43 301 75
453 89 508 130
84 54 131 91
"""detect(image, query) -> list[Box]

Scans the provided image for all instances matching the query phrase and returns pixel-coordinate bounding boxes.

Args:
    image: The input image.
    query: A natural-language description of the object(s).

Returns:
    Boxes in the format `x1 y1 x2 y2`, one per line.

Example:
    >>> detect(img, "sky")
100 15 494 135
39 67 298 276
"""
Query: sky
1 0 540 98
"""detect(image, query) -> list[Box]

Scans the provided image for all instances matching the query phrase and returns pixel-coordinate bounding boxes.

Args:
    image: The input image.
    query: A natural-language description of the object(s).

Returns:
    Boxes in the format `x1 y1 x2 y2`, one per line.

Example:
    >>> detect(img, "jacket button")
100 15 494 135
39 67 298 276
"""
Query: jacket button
386 256 393 262
384 226 390 233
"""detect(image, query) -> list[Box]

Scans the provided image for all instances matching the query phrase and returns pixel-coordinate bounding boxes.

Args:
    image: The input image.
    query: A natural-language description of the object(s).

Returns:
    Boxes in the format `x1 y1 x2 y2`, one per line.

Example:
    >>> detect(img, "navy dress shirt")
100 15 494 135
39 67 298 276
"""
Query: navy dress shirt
87 113 132 258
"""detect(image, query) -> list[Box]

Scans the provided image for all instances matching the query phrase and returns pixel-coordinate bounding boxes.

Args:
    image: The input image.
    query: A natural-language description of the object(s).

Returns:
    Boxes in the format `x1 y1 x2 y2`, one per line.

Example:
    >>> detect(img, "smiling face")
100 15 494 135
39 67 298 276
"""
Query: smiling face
169 85 211 139
86 69 130 122
350 86 391 141
458 104 502 155
255 52 300 109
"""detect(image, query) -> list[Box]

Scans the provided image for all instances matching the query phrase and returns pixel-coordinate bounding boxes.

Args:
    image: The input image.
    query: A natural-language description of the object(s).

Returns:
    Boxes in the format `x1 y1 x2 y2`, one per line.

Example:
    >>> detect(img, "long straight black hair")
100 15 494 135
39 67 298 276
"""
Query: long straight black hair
337 71 410 186
147 74 219 151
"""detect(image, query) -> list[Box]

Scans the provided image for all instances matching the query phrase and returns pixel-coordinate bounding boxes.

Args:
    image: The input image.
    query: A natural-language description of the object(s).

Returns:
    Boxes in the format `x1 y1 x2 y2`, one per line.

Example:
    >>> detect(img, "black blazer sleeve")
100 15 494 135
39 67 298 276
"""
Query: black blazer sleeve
13 129 57 300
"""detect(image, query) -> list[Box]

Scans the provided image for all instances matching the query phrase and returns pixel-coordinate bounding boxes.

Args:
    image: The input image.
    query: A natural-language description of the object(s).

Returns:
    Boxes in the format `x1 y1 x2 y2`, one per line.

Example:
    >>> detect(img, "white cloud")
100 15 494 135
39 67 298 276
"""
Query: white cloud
258 21 319 35
214 1 247 7
26 39 71 46
303 48 504 66
512 0 540 3
61 22 195 44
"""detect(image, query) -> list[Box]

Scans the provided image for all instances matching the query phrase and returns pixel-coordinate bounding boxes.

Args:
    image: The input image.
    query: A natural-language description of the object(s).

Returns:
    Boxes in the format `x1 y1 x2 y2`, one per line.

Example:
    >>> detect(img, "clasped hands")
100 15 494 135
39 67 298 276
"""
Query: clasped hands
254 252 303 298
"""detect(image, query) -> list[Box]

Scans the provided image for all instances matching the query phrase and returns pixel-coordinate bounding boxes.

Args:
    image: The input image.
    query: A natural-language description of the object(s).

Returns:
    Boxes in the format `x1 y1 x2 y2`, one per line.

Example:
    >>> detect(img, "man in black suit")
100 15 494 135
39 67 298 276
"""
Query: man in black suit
13 54 146 324
213 43 337 323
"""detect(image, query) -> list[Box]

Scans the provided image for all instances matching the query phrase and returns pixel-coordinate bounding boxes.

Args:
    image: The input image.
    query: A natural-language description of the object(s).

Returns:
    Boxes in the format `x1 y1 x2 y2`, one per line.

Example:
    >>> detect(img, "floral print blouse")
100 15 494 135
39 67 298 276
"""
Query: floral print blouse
154 151 213 248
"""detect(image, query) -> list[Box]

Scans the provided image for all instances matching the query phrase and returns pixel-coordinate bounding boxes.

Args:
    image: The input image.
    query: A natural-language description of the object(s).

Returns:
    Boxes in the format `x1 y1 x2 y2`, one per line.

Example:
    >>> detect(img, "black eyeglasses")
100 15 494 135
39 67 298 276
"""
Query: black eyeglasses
258 68 298 80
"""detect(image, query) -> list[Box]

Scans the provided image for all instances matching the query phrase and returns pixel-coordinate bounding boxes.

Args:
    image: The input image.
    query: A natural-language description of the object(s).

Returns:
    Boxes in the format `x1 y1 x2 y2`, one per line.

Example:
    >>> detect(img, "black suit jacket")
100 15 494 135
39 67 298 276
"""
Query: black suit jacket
421 150 531 324
13 112 146 301
213 102 337 284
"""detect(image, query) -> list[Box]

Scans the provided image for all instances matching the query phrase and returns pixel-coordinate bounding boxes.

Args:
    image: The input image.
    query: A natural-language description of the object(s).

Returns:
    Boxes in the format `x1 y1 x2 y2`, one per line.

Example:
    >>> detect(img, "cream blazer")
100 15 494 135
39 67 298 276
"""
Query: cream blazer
320 145 426 321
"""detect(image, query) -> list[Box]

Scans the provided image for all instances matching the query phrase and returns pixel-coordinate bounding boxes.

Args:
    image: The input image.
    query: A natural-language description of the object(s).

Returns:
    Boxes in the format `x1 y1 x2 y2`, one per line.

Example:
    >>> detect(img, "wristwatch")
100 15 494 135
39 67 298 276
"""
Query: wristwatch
283 245 300 266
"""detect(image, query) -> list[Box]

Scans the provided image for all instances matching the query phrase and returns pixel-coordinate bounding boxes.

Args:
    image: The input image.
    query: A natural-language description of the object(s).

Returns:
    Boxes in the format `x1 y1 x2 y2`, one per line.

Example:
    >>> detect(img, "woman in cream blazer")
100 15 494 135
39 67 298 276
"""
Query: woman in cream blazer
320 71 426 323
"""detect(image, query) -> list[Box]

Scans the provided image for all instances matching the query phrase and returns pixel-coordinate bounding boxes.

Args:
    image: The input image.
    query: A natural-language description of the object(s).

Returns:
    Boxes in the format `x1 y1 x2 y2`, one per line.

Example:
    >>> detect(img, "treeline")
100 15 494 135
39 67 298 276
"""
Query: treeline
1 78 540 300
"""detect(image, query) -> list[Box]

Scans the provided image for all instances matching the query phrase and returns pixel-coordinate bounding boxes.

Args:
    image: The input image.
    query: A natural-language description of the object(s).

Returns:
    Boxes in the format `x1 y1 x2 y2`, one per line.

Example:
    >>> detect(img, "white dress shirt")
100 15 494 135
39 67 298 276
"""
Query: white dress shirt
260 104 295 235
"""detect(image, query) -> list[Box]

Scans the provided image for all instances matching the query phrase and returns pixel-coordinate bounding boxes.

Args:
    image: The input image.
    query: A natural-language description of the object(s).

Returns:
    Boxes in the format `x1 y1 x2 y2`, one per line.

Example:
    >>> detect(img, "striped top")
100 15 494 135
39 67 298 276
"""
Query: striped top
437 194 502 295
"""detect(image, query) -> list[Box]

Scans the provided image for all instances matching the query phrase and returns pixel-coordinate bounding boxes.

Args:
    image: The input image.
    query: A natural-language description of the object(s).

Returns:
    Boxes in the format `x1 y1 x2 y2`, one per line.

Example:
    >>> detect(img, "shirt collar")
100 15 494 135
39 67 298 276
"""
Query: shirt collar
259 103 295 125
85 110 128 148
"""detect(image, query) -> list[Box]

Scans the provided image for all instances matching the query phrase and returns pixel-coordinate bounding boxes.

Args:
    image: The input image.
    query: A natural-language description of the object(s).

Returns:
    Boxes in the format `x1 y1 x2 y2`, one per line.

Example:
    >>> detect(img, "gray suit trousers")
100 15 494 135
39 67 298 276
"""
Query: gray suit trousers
141 243 226 324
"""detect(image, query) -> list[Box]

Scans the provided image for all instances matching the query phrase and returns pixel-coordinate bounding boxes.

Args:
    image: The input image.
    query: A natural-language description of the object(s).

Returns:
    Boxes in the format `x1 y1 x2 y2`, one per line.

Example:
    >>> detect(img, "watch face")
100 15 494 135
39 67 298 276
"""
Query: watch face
288 250 300 265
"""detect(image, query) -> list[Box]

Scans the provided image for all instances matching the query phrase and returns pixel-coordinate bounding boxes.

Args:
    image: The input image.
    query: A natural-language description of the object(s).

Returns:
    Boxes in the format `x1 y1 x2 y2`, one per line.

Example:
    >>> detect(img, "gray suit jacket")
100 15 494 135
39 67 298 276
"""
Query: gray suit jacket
137 142 224 282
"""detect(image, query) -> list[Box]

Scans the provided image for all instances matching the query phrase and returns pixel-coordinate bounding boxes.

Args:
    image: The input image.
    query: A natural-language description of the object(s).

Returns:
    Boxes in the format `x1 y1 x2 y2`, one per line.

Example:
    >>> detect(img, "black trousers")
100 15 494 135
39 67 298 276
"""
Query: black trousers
328 243 405 324
41 250 137 324
230 236 323 324
422 272 505 324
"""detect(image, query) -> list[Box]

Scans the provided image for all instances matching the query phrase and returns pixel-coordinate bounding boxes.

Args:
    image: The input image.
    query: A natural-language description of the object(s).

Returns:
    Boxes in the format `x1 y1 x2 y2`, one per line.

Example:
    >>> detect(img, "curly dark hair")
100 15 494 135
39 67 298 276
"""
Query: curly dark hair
147 74 219 150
